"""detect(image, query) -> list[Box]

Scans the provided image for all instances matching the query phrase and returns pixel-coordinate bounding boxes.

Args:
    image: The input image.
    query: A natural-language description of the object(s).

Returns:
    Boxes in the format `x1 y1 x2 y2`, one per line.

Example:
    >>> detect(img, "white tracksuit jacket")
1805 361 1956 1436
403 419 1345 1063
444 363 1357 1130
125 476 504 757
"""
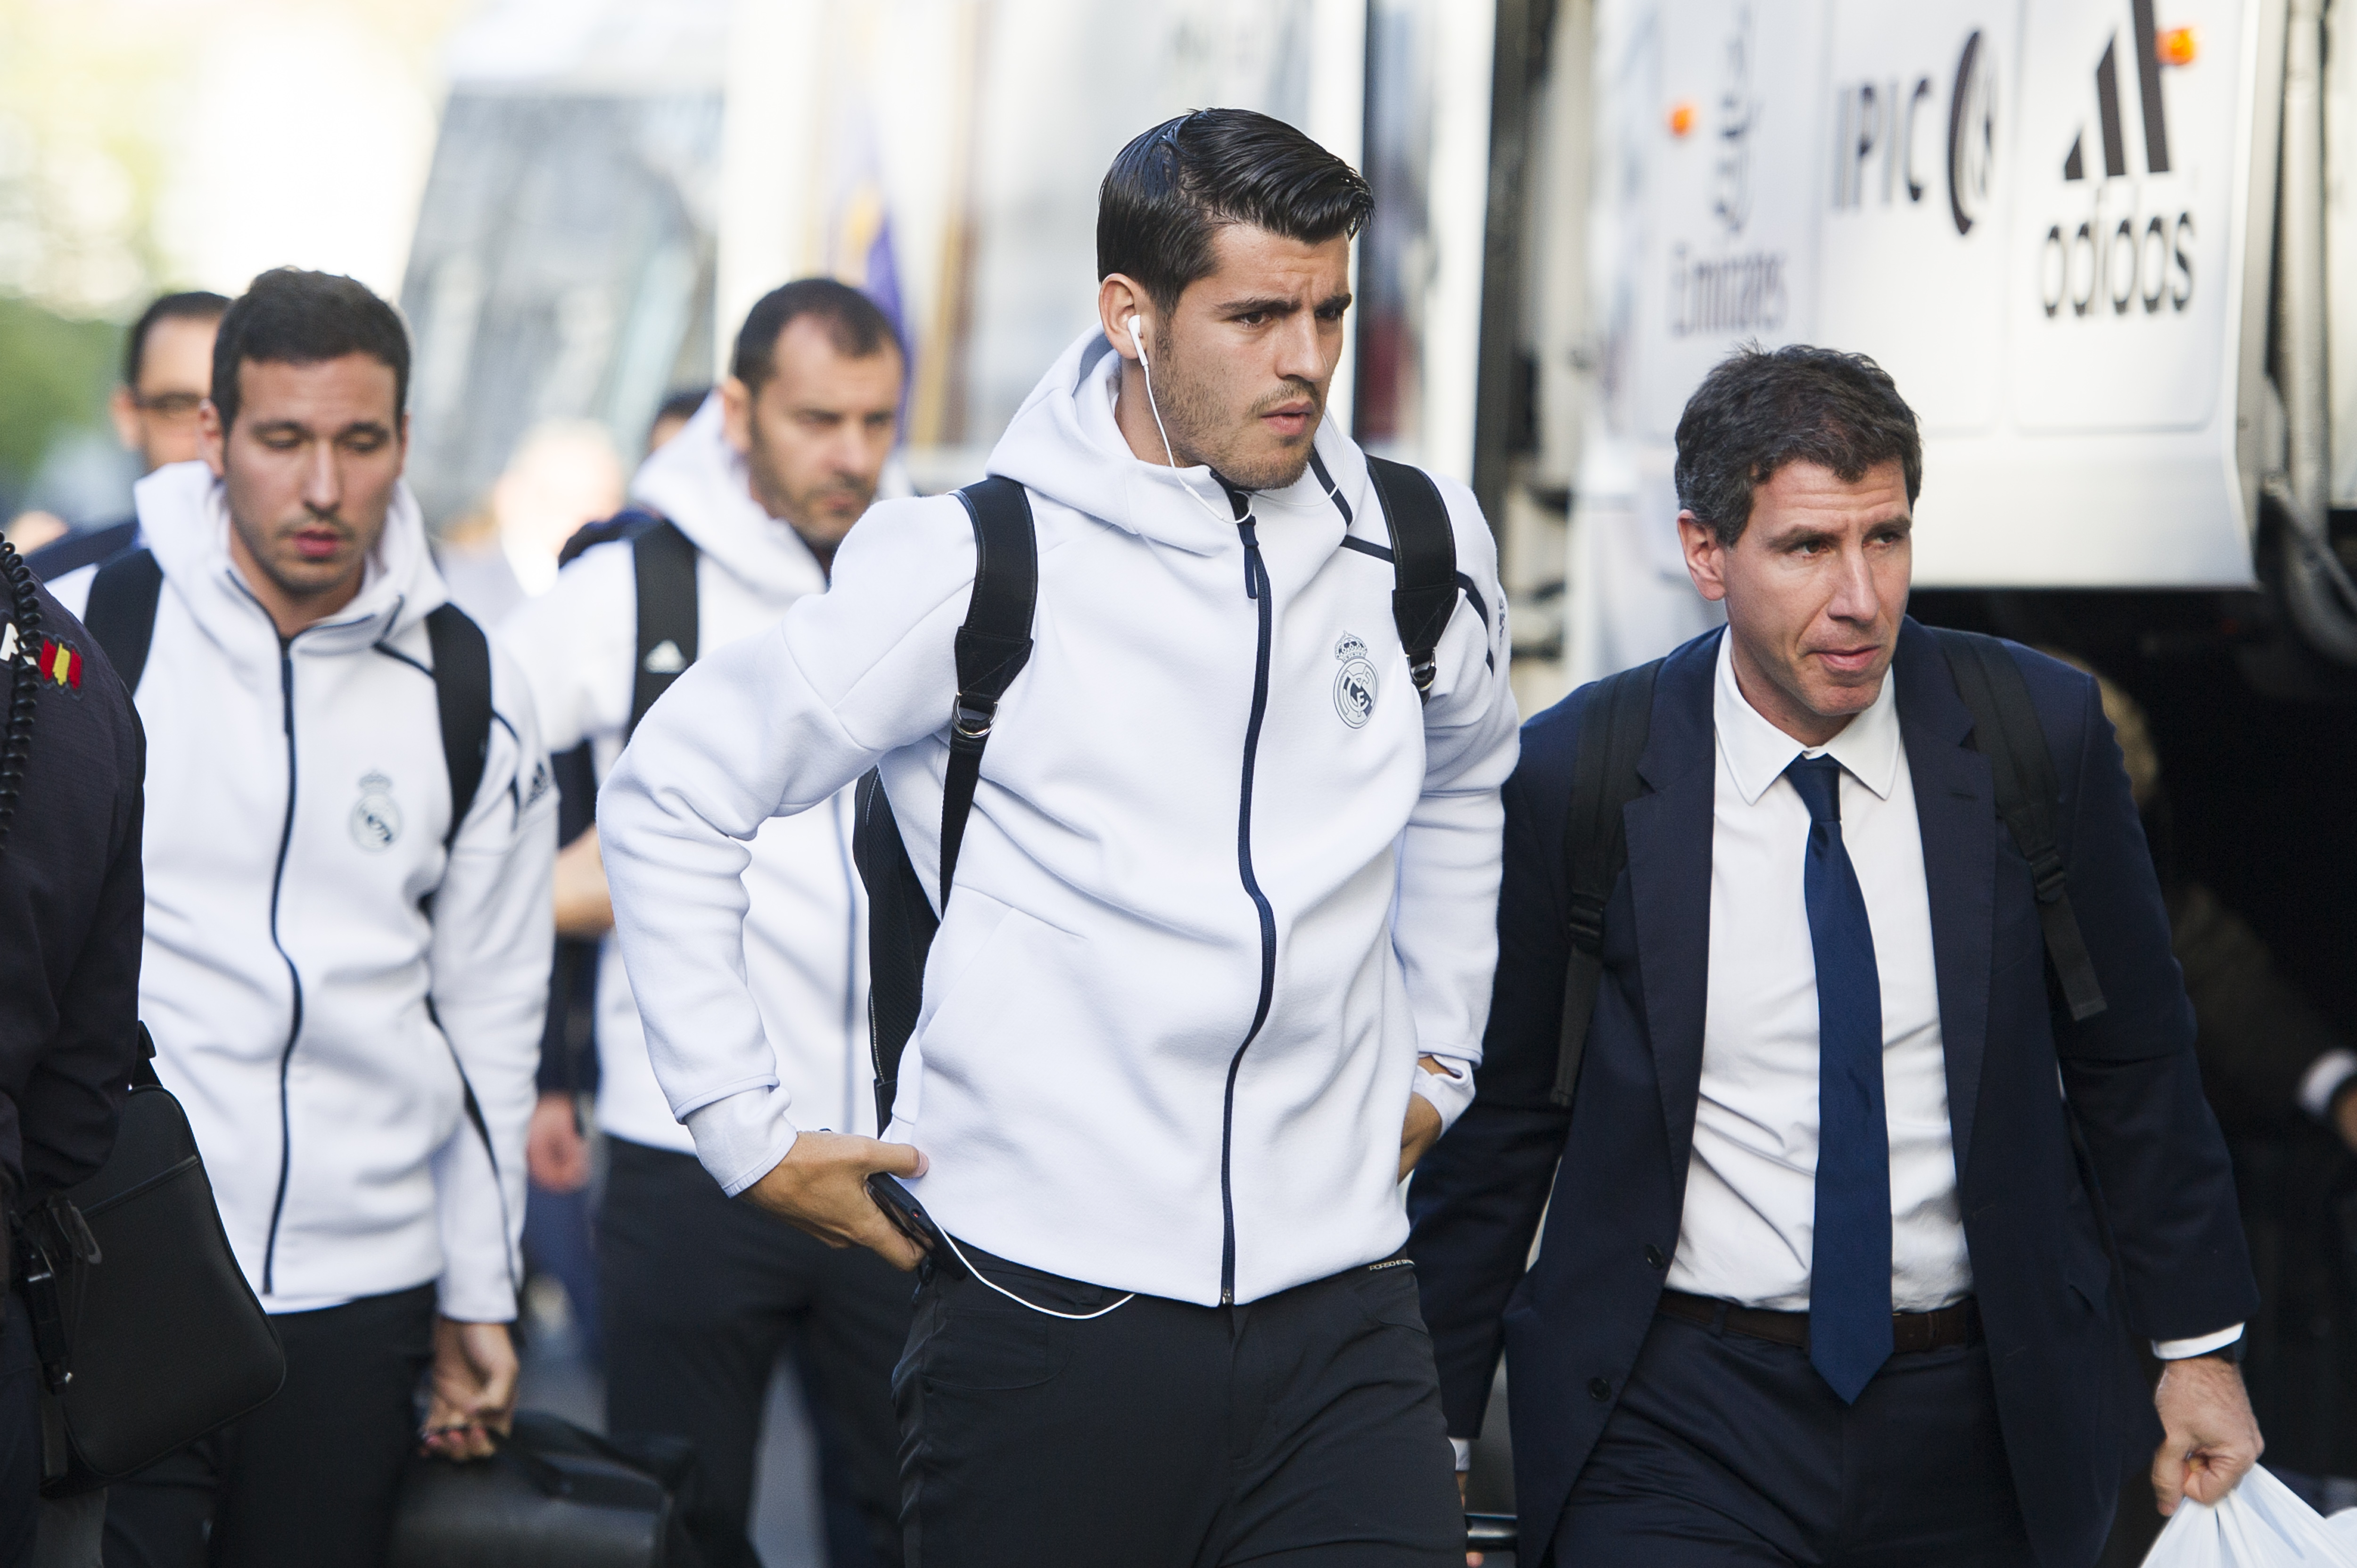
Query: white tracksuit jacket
52 462 555 1320
601 331 1521 1306
500 397 871 1154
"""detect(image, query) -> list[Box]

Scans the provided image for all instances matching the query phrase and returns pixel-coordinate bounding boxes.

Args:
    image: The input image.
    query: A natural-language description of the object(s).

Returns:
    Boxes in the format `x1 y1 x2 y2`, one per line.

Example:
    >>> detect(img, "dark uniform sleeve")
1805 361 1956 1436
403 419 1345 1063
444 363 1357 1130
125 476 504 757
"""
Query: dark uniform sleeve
0 586 146 1193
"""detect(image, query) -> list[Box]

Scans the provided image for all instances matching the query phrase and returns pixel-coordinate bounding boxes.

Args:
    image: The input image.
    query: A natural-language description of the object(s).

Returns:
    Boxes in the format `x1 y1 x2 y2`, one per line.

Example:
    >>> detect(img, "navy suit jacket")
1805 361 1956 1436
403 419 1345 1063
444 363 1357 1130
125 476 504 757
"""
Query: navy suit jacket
1407 619 2258 1567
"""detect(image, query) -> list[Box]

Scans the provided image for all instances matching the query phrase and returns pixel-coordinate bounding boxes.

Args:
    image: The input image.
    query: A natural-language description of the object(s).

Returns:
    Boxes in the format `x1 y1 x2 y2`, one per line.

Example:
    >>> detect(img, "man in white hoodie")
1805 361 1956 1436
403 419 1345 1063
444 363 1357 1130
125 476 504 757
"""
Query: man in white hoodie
49 268 553 1568
600 111 1519 1565
501 279 906 1568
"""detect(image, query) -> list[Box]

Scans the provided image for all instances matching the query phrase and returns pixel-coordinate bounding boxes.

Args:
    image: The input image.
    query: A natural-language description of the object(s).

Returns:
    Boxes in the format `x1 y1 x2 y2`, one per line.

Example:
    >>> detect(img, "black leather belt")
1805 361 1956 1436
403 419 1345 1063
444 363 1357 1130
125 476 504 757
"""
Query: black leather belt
1657 1289 1982 1354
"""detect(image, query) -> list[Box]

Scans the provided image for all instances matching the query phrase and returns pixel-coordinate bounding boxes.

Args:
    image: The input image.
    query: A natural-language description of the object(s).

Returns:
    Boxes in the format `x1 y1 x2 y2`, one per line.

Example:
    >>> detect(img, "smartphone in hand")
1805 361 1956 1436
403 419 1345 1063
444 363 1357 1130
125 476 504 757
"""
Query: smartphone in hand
865 1172 966 1276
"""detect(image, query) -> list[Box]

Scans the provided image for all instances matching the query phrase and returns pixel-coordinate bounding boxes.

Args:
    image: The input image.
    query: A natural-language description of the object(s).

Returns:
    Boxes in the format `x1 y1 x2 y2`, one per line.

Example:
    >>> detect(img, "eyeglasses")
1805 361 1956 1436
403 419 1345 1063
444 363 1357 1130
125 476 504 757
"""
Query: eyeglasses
130 391 203 420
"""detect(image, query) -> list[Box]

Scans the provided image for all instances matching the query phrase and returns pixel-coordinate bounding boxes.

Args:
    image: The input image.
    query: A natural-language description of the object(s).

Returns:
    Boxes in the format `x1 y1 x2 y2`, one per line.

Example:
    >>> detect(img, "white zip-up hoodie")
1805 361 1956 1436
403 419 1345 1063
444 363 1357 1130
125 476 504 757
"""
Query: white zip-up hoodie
602 332 1519 1305
52 462 555 1320
500 397 871 1153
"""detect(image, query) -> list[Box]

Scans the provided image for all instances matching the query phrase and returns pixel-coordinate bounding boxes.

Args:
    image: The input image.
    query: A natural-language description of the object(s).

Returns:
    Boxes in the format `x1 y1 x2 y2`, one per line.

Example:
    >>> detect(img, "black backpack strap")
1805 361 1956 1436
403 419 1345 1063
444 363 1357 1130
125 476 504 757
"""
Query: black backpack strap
853 477 1038 1132
854 770 934 1132
1555 658 1662 1108
1931 628 2107 1022
80 548 164 697
940 476 1037 906
424 604 494 852
1363 457 1459 702
628 519 699 739
557 508 661 569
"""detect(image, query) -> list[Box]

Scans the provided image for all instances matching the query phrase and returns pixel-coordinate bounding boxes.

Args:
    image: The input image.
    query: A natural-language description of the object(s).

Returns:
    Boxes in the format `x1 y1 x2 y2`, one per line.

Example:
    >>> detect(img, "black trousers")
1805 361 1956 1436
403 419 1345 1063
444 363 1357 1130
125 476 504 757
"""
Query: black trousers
894 1245 1462 1568
601 1138 910 1568
103 1283 436 1568
1548 1307 2035 1567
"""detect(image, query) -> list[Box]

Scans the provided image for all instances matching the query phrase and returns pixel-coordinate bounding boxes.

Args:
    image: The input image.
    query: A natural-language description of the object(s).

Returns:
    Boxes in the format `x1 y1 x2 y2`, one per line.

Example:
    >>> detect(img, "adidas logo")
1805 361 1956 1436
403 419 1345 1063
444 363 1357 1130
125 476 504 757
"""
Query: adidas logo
2062 0 2172 183
643 640 688 675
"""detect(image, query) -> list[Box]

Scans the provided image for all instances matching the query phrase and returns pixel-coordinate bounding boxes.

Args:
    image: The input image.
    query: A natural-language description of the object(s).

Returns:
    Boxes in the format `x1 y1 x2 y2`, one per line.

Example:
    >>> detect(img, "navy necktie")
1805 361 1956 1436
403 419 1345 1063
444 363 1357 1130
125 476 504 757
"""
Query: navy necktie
1785 754 1893 1404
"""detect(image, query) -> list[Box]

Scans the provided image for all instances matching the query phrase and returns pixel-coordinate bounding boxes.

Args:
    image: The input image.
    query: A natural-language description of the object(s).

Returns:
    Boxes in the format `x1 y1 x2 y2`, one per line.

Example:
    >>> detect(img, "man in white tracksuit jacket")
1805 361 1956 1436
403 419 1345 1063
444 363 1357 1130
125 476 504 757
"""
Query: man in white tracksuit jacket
601 113 1519 1565
501 279 907 1568
52 269 553 1568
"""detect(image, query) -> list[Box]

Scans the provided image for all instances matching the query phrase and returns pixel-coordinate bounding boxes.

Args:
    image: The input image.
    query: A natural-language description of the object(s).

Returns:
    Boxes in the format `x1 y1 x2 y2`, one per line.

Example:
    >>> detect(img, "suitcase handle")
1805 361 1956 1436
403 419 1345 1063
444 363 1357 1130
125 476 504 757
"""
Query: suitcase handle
1466 1511 1518 1553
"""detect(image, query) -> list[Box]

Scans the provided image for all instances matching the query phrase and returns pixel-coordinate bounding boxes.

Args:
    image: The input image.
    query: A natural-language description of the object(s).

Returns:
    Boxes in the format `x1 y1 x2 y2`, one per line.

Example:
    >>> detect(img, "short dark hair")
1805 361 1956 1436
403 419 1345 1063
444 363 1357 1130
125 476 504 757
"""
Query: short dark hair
123 290 230 387
731 279 901 395
653 386 709 429
1097 109 1373 316
211 268 410 433
1673 344 1923 545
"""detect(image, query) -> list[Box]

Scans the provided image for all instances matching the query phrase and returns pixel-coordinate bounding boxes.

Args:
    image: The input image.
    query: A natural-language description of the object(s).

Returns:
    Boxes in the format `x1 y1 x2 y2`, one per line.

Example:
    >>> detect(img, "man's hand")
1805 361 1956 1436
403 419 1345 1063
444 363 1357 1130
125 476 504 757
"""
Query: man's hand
743 1130 931 1271
526 1092 591 1192
2151 1352 2263 1515
421 1318 519 1462
553 827 615 940
1400 1056 1450 1181
2333 1082 2357 1153
1457 1469 1482 1567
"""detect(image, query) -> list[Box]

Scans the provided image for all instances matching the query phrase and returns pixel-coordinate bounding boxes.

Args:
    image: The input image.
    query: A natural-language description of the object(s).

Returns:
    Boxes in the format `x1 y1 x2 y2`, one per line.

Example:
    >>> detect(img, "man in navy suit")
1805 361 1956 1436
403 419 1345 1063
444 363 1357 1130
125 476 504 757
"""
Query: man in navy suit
1409 345 2261 1567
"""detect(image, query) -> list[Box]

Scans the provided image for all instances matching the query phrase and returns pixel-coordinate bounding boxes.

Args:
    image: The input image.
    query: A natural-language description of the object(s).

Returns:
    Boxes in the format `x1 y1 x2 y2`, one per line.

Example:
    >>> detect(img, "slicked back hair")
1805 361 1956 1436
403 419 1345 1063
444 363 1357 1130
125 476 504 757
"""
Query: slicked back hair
1097 109 1373 317
731 279 902 396
211 269 409 434
124 290 230 388
1673 344 1922 546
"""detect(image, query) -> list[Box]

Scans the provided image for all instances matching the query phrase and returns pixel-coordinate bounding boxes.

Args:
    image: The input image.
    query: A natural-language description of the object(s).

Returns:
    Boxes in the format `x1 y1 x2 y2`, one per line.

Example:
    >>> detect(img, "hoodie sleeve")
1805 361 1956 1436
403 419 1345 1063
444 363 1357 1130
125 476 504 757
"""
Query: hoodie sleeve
426 644 558 1321
600 495 977 1194
1397 475 1521 1133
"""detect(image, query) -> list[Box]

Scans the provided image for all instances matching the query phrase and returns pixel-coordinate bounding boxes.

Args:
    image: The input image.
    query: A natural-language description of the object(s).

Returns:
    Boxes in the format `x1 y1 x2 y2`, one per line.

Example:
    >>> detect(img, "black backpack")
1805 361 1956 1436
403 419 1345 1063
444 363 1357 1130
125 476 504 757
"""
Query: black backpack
1548 626 2110 1109
533 512 702 1103
854 459 1467 1133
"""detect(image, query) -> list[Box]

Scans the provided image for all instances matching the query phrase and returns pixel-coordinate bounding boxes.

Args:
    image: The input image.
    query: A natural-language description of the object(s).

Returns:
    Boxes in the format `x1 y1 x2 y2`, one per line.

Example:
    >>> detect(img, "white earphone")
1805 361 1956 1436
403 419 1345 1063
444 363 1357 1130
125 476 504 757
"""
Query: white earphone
1124 308 1238 524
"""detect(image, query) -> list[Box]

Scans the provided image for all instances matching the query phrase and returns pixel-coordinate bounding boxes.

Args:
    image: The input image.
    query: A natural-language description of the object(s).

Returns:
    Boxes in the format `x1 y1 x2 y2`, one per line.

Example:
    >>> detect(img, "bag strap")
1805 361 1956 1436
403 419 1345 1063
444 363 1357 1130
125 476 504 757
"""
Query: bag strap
1362 456 1459 702
423 605 494 854
1931 628 2107 1022
1554 658 1661 1108
855 477 1038 1132
939 476 1036 907
627 517 699 739
80 548 164 697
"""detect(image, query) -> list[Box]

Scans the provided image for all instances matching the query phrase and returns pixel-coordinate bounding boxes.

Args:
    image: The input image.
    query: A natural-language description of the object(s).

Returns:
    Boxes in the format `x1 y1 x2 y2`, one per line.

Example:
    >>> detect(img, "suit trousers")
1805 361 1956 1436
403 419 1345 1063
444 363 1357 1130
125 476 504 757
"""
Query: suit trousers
102 1283 437 1568
601 1137 911 1568
894 1244 1463 1568
1549 1306 2036 1568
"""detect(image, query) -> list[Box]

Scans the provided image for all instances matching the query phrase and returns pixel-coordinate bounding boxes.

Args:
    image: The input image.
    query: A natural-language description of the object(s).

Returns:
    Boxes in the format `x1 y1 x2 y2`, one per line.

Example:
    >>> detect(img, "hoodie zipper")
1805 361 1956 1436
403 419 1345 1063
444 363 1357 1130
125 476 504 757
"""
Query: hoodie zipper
1220 506 1280 1305
258 638 305 1294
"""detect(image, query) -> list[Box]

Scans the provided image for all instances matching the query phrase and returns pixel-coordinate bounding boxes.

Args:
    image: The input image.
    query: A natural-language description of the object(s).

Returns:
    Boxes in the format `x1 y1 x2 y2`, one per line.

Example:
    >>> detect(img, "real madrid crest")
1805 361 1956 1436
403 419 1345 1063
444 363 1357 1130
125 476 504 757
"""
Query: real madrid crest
1332 632 1378 729
350 771 402 852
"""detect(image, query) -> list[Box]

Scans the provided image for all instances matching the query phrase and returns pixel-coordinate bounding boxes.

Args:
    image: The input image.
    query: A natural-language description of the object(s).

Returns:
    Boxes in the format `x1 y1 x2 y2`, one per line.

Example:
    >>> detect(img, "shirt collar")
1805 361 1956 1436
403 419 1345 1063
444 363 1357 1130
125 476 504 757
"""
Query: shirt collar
1712 629 1901 805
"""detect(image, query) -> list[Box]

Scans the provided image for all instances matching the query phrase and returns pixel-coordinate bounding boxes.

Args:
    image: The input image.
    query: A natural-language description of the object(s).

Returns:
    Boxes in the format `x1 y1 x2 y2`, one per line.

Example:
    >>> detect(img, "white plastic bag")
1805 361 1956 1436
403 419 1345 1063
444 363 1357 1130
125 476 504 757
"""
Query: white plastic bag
2141 1468 2357 1568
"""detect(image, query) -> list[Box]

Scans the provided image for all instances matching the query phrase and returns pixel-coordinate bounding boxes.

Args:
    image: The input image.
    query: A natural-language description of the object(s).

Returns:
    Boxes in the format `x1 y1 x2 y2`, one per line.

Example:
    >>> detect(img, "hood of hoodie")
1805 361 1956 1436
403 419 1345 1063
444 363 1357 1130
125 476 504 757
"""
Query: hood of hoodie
986 329 1357 557
629 394 828 599
133 458 447 665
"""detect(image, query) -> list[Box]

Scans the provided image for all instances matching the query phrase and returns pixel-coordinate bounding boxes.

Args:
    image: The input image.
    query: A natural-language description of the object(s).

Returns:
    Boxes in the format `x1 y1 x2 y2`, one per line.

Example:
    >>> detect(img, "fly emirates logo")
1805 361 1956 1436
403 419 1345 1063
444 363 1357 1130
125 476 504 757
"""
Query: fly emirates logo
2037 0 2197 320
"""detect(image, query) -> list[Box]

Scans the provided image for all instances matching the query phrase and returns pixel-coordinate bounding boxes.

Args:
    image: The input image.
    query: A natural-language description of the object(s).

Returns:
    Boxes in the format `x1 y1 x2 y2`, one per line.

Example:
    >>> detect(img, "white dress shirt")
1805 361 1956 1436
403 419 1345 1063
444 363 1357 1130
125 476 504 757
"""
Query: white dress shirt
1665 634 2238 1359
1668 633 1971 1313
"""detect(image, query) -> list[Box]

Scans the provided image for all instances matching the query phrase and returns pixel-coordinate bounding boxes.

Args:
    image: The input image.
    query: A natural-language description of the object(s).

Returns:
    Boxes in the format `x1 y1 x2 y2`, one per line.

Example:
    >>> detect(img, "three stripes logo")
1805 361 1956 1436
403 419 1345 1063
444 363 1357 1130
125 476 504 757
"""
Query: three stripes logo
2039 0 2194 320
2061 0 2172 183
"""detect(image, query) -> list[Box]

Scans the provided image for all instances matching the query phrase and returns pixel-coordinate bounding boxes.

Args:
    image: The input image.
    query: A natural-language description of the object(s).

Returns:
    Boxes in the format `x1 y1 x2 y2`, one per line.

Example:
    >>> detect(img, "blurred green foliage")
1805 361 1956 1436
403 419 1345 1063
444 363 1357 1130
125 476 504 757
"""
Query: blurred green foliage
0 296 117 506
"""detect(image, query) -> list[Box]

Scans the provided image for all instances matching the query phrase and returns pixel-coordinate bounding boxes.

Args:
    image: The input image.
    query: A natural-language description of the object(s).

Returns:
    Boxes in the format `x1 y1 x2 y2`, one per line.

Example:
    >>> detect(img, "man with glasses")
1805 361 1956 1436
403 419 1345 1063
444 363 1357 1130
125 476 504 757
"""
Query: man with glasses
26 291 229 581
